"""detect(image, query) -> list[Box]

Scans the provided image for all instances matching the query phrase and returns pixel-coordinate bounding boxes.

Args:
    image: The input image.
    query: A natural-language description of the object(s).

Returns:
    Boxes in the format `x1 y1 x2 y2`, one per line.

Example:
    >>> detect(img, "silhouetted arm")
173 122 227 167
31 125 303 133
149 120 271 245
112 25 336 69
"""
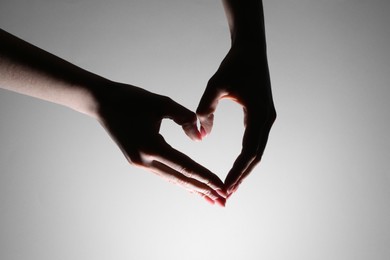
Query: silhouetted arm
0 29 227 206
0 29 102 117
197 0 276 196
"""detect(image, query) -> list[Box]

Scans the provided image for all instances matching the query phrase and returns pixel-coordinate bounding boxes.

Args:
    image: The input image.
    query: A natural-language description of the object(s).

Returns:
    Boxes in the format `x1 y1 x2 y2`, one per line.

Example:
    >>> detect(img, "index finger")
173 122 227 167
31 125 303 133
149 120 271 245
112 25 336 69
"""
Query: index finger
150 135 227 197
149 160 226 206
229 112 275 195
225 112 264 193
157 145 226 195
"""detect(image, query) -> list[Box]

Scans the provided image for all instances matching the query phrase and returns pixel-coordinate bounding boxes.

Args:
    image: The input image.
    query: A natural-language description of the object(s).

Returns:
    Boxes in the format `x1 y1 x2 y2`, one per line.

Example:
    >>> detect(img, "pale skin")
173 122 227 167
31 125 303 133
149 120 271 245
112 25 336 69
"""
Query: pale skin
0 0 275 204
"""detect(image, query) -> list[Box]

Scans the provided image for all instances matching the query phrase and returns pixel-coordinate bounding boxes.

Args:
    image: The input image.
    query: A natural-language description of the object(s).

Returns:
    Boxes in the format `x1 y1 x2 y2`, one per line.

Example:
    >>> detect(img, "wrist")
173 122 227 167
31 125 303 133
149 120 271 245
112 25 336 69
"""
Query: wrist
223 0 267 52
71 75 110 119
230 35 268 61
229 11 267 51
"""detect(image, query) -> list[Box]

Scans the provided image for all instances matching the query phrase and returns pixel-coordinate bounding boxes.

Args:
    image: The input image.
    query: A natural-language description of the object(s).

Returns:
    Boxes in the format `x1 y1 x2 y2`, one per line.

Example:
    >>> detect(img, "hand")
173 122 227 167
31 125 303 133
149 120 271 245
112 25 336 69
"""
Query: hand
197 42 276 196
0 29 227 206
95 81 227 206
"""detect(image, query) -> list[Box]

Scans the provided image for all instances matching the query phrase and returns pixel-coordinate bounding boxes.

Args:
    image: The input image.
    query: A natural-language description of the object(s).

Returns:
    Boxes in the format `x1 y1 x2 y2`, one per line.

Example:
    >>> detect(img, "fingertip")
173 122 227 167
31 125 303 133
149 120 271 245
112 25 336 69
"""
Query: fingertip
227 183 239 195
224 173 237 192
204 196 215 205
192 128 203 142
182 123 202 141
197 113 214 137
216 188 228 199
196 131 202 141
200 126 207 138
215 197 226 207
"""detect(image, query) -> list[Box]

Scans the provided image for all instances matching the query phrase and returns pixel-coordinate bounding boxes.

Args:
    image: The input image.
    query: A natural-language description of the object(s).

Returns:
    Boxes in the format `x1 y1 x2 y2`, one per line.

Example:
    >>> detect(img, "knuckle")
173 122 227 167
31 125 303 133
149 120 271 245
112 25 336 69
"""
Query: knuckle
127 153 144 166
176 165 188 176
268 107 277 123
178 167 197 181
205 190 212 197
161 96 173 106
184 170 193 179
204 178 212 187
203 189 218 200
202 189 212 197
176 178 189 188
127 149 155 167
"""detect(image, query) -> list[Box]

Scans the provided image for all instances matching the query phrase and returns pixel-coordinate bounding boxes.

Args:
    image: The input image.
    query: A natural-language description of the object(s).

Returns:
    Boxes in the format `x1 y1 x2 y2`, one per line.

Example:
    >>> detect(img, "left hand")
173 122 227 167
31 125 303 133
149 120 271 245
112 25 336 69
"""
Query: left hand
95 81 227 206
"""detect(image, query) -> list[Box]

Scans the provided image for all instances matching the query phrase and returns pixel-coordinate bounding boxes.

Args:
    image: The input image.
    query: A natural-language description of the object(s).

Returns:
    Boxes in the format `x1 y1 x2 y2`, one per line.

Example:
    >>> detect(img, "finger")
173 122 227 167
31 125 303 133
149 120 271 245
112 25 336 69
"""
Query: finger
182 122 202 142
153 138 227 197
227 156 261 197
236 157 261 187
215 197 227 207
164 97 202 141
226 112 276 195
196 80 226 137
149 160 224 202
202 194 215 205
225 112 264 193
193 191 226 207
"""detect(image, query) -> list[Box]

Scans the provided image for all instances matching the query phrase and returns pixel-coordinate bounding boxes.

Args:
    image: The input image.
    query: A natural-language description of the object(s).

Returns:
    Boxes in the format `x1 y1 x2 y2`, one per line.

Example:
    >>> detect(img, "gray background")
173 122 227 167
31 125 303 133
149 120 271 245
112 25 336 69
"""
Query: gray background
1 0 389 259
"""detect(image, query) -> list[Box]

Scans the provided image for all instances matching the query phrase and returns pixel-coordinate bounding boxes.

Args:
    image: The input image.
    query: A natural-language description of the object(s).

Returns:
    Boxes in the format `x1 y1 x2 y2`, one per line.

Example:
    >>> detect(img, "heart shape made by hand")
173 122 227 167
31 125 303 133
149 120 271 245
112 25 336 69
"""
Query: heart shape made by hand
161 100 244 186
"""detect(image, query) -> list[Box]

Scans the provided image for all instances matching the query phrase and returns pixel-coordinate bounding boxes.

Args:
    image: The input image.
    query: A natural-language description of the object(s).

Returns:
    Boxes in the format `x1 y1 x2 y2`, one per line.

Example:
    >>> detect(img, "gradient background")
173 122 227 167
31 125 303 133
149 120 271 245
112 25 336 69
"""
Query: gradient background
1 0 389 259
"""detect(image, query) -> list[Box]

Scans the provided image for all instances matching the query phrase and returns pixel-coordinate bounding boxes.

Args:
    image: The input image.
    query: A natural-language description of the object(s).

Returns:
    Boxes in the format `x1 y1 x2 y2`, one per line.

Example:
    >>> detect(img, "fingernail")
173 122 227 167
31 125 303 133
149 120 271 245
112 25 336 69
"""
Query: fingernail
200 126 207 138
215 197 226 207
204 196 215 205
197 131 203 140
216 189 228 198
227 184 238 195
194 130 202 141
193 123 202 141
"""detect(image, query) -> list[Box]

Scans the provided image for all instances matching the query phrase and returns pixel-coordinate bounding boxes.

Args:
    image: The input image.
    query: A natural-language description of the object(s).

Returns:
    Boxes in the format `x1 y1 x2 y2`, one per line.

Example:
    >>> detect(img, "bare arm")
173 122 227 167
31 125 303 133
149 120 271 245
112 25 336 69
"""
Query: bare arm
222 0 267 48
0 29 227 205
0 29 101 117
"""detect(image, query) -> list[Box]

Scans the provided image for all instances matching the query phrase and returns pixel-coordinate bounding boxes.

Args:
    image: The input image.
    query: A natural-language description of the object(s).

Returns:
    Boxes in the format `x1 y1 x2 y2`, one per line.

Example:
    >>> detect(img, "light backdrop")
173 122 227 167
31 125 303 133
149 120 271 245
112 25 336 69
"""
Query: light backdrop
1 0 389 259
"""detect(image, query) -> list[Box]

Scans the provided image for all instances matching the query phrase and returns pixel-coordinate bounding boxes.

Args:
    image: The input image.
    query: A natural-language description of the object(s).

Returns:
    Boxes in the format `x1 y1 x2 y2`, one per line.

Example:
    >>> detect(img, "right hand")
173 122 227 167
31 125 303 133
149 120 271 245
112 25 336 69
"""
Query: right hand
197 42 276 196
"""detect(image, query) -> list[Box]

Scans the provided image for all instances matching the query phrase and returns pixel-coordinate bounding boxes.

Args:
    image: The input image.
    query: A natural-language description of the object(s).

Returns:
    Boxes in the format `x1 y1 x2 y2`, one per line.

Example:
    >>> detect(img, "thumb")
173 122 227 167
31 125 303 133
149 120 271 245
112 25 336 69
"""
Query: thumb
196 79 225 137
164 97 202 141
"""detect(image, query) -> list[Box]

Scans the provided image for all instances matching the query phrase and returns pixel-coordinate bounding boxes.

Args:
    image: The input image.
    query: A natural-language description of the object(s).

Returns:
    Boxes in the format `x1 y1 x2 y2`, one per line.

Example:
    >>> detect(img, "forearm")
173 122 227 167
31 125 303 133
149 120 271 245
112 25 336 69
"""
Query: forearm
222 0 267 50
0 29 106 118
